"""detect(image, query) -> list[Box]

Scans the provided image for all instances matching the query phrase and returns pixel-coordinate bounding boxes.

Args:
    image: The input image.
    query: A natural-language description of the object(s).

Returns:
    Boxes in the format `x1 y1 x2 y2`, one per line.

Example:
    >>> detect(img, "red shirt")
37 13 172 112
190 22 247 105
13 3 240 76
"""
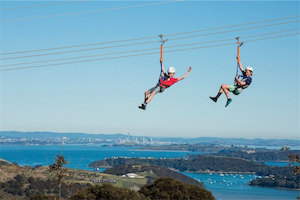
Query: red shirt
160 77 178 88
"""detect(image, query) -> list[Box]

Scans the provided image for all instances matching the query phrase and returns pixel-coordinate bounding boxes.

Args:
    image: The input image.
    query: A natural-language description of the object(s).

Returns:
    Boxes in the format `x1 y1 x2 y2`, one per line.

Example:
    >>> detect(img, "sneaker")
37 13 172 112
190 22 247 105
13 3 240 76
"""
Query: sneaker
138 104 146 110
225 99 232 107
209 96 217 103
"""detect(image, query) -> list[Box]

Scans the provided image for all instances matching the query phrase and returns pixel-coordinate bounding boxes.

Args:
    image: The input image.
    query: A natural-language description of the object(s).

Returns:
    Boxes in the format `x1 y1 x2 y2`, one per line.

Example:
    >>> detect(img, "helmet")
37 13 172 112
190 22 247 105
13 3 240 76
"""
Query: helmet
245 66 253 72
168 67 176 74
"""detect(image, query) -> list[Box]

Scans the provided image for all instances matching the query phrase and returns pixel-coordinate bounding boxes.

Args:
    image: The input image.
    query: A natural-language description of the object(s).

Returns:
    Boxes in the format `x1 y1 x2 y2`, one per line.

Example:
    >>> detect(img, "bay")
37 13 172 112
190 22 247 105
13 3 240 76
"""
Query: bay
0 145 200 170
182 172 299 200
0 145 299 200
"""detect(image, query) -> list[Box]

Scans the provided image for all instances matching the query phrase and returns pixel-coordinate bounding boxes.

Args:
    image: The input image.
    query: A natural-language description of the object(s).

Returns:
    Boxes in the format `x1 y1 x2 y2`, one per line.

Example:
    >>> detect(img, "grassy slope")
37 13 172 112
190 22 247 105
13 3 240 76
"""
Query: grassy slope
0 158 147 199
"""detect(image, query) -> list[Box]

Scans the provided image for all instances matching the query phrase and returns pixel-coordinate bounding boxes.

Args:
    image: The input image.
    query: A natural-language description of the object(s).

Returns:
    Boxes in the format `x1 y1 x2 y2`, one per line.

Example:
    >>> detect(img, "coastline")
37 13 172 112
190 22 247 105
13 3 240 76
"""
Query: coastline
133 149 191 153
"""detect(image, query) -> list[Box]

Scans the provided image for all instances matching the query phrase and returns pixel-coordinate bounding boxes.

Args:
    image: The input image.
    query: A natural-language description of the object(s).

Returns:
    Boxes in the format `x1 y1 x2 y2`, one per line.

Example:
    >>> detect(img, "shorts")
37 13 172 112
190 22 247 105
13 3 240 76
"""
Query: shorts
147 85 165 95
229 85 242 95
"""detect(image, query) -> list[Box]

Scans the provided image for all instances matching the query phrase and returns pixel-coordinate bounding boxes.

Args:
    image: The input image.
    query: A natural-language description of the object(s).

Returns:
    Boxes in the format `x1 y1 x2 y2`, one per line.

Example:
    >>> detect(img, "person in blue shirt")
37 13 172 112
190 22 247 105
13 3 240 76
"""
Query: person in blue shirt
209 45 253 107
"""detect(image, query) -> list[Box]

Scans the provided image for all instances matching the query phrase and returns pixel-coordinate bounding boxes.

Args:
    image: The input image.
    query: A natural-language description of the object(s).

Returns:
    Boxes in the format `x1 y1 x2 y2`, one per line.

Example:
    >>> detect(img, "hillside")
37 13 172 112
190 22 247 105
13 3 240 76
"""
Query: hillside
211 149 300 161
0 158 147 200
89 155 269 173
0 158 210 199
70 177 215 200
103 164 204 187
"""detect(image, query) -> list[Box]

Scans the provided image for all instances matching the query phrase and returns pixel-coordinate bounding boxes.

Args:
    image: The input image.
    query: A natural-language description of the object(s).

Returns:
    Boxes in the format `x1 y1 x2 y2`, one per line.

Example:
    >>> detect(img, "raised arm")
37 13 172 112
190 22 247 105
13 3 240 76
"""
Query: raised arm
178 66 192 81
160 60 166 74
160 44 166 74
236 44 244 72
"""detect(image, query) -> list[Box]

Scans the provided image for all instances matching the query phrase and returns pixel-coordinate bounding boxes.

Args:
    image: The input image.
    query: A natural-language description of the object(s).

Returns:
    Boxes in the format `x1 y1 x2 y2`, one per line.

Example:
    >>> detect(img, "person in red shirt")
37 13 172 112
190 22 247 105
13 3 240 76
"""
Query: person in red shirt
139 61 191 110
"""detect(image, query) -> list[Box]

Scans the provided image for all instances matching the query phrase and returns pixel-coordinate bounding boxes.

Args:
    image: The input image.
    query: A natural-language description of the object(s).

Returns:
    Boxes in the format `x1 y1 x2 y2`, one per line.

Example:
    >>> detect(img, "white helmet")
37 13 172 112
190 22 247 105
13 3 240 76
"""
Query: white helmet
168 67 176 74
245 66 253 72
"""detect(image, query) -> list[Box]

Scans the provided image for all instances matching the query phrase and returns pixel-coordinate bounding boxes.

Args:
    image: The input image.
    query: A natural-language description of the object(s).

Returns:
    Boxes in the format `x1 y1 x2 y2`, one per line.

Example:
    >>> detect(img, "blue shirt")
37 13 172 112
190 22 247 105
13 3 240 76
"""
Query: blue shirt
241 70 252 86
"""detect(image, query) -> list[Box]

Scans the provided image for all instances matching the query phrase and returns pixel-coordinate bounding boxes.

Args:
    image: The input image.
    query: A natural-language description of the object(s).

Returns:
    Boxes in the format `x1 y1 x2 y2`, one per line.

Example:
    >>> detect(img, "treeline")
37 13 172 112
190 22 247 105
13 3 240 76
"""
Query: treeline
89 155 300 190
90 155 298 176
0 175 214 200
211 150 300 161
0 174 90 199
140 144 226 153
103 164 203 187
250 173 300 189
89 155 268 173
70 177 214 200
141 145 300 162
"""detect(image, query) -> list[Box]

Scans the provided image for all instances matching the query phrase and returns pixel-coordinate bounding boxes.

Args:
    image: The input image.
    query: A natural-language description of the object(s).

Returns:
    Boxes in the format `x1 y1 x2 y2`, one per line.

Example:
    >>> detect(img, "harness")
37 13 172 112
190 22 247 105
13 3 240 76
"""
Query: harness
236 75 250 89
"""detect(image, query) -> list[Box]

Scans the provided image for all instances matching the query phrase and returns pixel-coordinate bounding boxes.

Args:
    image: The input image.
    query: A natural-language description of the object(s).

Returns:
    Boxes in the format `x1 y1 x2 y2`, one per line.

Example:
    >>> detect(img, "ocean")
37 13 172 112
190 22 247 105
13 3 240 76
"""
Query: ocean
0 145 299 200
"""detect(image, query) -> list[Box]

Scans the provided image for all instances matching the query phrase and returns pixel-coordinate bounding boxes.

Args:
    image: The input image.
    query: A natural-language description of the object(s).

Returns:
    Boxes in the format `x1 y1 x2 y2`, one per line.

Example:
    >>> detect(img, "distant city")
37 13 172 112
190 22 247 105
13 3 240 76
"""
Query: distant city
0 131 157 145
1 131 299 147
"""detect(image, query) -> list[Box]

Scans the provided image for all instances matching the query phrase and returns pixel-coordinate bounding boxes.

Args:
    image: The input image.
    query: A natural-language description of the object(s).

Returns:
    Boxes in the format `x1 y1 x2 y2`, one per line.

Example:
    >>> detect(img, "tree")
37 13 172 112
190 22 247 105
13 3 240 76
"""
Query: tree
70 184 145 200
281 146 300 174
288 153 300 174
140 177 215 200
48 154 69 200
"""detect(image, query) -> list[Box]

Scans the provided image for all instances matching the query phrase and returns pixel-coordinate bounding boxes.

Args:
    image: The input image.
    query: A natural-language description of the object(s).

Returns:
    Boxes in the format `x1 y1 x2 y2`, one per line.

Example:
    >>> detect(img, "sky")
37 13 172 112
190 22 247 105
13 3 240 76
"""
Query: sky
0 1 299 139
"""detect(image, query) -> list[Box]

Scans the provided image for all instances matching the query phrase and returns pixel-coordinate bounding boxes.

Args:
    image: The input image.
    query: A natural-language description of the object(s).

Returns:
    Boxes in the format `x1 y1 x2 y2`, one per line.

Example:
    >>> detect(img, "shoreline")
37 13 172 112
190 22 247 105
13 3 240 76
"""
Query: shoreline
133 149 191 153
177 170 256 174
249 184 300 191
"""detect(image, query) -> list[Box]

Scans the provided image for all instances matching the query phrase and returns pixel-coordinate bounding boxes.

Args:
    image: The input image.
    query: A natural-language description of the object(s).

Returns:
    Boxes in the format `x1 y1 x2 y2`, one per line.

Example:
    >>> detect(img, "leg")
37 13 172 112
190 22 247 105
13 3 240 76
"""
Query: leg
144 91 149 102
220 84 231 100
139 86 158 110
210 84 226 102
222 84 236 107
210 84 232 106
145 91 156 104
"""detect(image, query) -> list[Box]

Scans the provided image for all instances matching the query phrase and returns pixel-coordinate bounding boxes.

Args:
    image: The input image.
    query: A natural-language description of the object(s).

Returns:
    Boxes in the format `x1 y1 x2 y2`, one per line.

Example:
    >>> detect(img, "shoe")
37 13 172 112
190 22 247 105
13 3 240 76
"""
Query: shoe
209 96 217 103
138 104 146 110
225 99 232 107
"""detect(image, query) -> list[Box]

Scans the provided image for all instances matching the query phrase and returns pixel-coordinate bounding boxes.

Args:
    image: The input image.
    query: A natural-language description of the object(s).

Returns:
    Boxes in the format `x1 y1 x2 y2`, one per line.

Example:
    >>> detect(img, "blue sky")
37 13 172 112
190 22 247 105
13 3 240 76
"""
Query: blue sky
0 1 299 139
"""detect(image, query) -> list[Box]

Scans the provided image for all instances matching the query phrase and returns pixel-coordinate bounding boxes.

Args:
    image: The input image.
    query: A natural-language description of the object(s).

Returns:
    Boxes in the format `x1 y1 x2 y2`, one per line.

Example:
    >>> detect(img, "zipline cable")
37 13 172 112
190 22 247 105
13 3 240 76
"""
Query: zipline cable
1 32 298 72
0 1 85 11
0 40 158 60
0 15 299 56
0 36 159 56
0 1 179 23
168 20 300 41
165 15 300 37
1 20 298 61
1 29 298 68
165 32 300 54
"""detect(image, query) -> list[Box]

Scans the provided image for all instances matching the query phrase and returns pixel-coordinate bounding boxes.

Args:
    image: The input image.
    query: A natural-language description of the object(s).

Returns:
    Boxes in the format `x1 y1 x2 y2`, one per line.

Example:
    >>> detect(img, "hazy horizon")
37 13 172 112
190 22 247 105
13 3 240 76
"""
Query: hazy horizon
1 130 299 141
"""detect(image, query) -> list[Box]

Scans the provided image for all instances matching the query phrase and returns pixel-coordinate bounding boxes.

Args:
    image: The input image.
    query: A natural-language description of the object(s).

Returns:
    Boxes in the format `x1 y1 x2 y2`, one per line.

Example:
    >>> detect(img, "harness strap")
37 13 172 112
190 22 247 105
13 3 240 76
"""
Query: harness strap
160 44 163 63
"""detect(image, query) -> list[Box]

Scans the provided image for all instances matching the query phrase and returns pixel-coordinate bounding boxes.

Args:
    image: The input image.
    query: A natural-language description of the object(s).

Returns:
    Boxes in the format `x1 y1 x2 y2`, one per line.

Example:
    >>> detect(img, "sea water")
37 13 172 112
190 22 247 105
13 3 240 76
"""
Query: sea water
1 145 299 200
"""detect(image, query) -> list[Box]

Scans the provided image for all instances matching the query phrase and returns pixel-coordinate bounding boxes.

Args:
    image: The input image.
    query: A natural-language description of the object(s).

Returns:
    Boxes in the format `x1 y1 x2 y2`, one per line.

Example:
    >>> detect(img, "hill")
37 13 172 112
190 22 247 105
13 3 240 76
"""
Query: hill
0 158 210 199
89 155 269 173
210 149 300 161
103 164 203 187
89 155 300 190
70 177 215 200
0 158 147 200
